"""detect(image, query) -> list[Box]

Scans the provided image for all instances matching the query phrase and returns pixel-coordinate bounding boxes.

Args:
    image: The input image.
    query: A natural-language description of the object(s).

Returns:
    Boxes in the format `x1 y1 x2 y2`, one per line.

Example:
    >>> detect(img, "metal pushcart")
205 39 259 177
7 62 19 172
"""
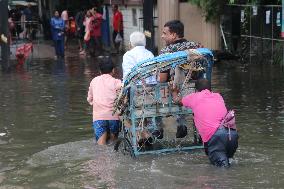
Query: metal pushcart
114 48 214 158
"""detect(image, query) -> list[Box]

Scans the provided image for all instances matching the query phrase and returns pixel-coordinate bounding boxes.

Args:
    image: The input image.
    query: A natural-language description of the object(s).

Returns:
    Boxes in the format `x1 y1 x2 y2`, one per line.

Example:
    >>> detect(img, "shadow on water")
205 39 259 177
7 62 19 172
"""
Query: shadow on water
0 56 284 188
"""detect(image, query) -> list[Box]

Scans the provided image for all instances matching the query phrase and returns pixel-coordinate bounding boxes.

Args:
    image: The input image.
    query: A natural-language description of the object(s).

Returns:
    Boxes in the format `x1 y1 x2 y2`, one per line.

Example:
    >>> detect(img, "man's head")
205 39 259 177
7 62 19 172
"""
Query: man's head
54 10 59 17
129 31 146 48
195 79 211 92
99 57 114 74
86 10 91 17
112 5 118 12
92 7 98 14
161 20 184 45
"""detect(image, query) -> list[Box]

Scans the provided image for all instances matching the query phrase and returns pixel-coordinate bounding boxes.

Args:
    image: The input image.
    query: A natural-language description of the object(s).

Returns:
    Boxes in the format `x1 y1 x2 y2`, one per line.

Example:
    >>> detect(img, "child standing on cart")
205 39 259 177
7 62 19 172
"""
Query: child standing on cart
87 58 122 145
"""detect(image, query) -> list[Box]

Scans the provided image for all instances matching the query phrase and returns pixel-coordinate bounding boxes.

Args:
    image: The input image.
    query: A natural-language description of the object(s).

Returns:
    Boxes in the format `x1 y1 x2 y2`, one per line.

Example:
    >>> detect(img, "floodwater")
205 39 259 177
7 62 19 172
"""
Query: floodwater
0 51 284 188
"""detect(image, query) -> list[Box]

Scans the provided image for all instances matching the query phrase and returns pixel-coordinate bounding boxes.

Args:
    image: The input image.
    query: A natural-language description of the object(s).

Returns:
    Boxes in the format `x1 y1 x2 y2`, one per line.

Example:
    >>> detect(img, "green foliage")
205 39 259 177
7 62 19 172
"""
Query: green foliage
187 0 282 22
187 0 230 22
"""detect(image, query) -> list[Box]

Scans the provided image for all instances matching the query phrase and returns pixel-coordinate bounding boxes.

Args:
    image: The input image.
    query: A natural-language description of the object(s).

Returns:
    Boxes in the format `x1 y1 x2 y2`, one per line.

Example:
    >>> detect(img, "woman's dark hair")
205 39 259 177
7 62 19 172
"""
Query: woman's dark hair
164 20 184 38
99 57 114 74
195 79 211 92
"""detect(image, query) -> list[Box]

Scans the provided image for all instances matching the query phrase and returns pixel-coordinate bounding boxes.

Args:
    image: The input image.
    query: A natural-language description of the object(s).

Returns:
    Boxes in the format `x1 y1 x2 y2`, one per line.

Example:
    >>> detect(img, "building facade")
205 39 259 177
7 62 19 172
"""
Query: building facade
110 0 220 51
157 0 220 51
41 0 220 51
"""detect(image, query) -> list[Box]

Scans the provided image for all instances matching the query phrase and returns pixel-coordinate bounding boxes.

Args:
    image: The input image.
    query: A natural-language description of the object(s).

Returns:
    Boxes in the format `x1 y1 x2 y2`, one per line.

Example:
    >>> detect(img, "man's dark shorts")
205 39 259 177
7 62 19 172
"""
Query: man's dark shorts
204 127 238 167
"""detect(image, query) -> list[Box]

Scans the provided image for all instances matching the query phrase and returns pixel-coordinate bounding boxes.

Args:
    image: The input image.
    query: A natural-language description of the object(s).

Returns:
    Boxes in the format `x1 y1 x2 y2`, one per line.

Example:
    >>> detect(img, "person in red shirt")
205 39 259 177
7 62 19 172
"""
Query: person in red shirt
112 5 123 53
90 7 103 56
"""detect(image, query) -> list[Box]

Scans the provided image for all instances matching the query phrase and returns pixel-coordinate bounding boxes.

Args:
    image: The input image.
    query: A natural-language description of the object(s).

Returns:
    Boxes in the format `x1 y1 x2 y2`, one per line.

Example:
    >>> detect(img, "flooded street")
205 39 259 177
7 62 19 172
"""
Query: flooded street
0 52 284 188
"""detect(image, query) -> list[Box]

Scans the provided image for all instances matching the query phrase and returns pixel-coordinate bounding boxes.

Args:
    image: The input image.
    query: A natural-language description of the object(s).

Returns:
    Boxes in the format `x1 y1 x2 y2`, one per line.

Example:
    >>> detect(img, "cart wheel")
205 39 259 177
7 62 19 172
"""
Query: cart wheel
114 137 135 158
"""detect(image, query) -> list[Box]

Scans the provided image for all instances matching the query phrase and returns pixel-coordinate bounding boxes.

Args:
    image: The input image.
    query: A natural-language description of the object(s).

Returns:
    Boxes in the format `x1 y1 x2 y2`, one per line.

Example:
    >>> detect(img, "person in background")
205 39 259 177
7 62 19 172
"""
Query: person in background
10 10 18 38
68 16 76 37
61 9 69 48
174 79 238 167
75 7 85 53
13 7 23 39
158 20 202 139
23 4 32 21
81 10 94 56
8 11 15 44
90 7 103 56
87 58 122 145
51 10 65 58
23 4 33 39
112 4 123 54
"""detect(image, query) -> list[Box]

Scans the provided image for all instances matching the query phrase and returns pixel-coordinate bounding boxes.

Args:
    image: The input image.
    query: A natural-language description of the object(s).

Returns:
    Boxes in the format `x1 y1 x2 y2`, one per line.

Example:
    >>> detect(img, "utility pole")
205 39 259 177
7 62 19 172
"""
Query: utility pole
0 0 10 72
143 0 155 53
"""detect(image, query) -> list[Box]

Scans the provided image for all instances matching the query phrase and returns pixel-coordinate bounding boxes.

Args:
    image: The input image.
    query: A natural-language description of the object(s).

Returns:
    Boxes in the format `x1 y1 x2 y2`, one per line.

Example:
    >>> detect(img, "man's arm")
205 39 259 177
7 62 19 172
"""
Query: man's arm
171 82 195 108
117 12 122 32
158 46 171 82
115 79 123 90
87 80 95 105
172 89 183 105
87 84 93 105
168 81 182 105
181 94 194 108
122 53 136 82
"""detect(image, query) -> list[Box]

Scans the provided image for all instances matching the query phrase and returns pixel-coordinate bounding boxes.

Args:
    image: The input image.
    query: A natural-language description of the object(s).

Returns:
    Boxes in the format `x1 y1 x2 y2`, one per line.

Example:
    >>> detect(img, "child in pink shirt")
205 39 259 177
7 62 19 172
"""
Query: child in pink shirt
87 57 122 145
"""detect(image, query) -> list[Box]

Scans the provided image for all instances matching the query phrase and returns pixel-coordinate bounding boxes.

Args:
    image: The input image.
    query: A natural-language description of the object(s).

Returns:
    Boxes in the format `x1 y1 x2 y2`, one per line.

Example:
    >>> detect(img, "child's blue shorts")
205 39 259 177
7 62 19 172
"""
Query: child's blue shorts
93 120 120 141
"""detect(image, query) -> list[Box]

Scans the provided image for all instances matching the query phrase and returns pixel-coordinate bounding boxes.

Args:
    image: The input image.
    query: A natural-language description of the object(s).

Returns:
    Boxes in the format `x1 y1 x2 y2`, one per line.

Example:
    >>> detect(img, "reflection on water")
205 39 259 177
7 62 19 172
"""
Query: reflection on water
0 57 283 188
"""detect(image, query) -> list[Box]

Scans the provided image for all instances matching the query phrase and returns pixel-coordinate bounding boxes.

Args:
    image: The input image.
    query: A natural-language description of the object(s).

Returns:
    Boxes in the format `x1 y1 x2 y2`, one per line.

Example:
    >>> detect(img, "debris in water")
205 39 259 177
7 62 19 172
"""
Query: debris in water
0 133 6 137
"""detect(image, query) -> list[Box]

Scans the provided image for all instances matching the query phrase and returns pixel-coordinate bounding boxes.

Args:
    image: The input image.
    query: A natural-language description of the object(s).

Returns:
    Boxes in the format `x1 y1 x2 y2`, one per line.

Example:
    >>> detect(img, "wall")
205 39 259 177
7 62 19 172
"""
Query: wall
156 1 220 51
179 3 220 50
157 0 179 51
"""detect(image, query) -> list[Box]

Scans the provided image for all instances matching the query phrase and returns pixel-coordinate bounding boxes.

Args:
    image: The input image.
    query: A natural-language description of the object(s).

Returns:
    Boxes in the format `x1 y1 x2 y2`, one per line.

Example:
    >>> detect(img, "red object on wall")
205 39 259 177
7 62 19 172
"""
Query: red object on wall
16 43 33 65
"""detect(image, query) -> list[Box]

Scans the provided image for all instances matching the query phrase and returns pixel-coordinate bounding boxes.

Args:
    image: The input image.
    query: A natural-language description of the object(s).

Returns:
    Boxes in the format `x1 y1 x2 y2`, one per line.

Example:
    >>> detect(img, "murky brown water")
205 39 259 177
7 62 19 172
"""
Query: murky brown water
0 53 283 188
